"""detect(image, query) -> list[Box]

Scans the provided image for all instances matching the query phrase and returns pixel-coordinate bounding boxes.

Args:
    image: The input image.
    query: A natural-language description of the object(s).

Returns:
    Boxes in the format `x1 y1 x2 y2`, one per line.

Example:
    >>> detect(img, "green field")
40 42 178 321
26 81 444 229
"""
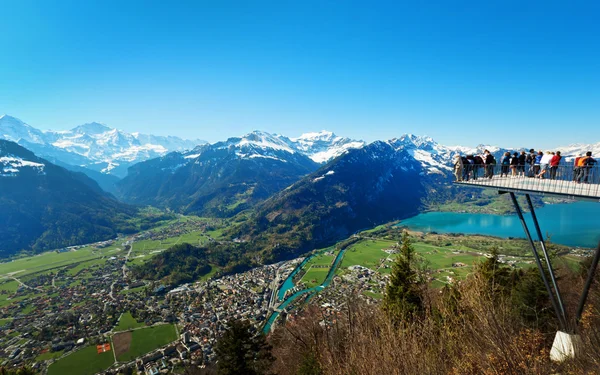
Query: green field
114 312 146 332
35 350 64 361
300 267 330 288
334 238 493 286
339 240 397 271
116 324 178 362
0 247 119 278
0 280 19 292
299 252 336 288
48 345 114 375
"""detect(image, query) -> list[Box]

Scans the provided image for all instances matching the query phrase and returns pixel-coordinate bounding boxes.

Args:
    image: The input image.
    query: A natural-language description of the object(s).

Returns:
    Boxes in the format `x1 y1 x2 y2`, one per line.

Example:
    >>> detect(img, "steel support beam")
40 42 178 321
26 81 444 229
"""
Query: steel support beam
576 241 600 326
509 192 567 331
525 194 568 328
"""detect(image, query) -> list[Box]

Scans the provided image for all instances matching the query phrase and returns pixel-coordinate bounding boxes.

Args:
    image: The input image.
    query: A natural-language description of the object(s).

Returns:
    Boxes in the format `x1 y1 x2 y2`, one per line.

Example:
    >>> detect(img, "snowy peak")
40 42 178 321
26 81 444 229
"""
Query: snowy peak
207 130 364 164
238 131 296 153
390 134 437 151
0 115 206 177
554 142 600 161
0 114 46 145
71 122 112 135
288 130 365 163
292 130 337 143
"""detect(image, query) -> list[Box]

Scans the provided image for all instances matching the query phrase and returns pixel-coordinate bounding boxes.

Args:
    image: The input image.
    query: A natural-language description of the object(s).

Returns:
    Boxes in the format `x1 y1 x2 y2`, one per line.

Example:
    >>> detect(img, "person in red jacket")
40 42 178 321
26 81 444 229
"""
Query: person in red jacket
549 151 561 180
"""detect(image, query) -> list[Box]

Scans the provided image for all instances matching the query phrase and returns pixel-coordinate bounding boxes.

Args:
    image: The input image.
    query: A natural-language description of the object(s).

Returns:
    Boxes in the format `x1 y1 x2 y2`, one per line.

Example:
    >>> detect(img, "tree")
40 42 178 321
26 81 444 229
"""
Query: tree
215 320 274 375
383 231 423 322
297 352 322 375
511 267 554 329
474 247 514 297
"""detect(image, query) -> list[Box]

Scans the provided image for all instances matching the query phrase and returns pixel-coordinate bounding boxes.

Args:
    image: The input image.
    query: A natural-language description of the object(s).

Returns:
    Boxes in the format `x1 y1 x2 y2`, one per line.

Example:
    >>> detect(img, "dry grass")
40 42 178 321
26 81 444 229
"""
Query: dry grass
270 265 600 375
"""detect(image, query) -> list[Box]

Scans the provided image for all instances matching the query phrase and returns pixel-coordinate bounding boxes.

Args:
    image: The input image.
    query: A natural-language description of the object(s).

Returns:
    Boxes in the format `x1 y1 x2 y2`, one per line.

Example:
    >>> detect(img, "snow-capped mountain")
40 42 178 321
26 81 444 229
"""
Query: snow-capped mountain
386 134 503 176
0 115 46 145
180 130 365 165
386 133 599 177
0 115 206 178
287 130 365 163
554 142 600 161
117 131 321 217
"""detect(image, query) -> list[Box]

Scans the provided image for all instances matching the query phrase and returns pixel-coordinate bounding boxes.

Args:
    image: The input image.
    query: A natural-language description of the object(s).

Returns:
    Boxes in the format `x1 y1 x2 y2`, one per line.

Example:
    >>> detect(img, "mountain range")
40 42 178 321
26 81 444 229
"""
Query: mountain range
0 115 206 184
115 130 364 216
2 113 599 258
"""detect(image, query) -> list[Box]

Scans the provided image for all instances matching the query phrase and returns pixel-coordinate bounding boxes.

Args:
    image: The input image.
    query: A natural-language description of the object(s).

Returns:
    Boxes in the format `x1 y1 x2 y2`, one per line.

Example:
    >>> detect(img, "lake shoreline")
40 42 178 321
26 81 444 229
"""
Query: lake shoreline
399 201 600 249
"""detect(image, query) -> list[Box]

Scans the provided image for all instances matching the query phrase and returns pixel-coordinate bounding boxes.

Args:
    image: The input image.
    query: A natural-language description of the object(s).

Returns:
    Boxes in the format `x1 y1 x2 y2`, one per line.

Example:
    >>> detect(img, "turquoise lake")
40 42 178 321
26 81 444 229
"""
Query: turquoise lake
400 202 600 248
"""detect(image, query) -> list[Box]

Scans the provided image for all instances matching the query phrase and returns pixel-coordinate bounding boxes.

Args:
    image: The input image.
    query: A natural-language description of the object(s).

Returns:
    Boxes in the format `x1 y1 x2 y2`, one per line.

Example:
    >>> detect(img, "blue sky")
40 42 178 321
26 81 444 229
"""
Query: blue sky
1 0 599 147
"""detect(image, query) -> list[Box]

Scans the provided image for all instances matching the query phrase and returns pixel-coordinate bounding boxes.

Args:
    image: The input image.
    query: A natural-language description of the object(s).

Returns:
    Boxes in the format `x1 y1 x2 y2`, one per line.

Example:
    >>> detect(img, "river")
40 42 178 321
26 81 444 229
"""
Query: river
263 247 348 333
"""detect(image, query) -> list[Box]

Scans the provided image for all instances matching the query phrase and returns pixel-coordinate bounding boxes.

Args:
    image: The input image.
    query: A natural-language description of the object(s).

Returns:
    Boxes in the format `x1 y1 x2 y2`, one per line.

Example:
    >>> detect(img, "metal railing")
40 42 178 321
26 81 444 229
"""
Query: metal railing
454 162 600 199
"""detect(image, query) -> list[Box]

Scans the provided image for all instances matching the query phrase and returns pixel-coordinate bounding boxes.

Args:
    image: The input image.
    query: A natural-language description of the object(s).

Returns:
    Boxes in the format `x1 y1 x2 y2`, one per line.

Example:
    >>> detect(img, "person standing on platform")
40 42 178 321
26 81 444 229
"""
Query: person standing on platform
538 151 553 178
581 151 597 183
510 152 519 177
518 151 527 177
533 151 543 177
462 156 471 181
484 150 496 179
453 155 464 182
501 152 511 177
527 149 536 177
550 151 561 180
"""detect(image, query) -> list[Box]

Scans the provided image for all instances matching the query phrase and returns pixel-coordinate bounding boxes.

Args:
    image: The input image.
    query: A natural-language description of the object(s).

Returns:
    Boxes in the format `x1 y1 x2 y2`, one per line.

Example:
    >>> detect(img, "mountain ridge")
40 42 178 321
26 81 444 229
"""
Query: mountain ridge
0 114 206 179
0 139 137 256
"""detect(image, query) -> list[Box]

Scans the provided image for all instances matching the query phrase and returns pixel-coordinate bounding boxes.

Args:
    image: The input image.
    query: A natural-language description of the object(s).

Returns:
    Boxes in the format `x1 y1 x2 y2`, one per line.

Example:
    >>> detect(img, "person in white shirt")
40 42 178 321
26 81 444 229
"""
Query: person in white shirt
537 151 554 179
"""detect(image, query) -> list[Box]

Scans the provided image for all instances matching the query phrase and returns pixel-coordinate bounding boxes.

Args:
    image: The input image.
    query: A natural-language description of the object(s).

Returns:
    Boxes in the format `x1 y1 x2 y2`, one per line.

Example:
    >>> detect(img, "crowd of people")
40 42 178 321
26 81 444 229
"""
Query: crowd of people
453 149 597 183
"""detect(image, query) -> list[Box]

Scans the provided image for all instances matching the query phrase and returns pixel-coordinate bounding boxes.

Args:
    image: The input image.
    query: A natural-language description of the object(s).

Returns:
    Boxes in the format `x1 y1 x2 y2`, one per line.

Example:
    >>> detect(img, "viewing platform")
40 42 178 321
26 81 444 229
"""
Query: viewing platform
454 164 599 202
454 161 600 347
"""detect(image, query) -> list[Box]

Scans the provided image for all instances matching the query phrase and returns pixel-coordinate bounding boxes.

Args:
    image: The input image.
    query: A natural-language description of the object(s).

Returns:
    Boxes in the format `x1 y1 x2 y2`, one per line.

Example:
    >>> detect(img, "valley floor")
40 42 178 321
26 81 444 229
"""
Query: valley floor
0 217 590 374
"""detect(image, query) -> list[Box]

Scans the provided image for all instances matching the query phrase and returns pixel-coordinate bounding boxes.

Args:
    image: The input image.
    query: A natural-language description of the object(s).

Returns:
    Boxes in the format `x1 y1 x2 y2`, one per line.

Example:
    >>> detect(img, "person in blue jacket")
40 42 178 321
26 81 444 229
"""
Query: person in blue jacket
533 151 543 176
501 152 511 177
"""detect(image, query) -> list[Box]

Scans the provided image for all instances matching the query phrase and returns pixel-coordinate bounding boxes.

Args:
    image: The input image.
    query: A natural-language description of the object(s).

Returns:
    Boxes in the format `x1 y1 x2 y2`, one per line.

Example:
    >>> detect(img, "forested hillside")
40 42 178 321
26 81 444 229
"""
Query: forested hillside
0 140 137 256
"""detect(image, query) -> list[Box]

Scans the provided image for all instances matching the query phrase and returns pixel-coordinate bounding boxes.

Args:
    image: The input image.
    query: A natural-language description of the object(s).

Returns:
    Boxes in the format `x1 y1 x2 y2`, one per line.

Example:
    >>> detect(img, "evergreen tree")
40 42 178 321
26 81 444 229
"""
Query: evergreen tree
215 319 274 375
475 247 514 297
383 231 423 322
511 267 554 329
297 352 322 375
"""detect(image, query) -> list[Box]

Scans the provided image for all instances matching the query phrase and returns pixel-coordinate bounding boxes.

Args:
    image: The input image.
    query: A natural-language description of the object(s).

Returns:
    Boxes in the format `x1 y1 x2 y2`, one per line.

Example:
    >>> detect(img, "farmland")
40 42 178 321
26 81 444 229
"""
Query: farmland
115 324 178 362
47 345 114 375
299 251 337 288
339 240 398 271
114 311 146 332
0 246 122 278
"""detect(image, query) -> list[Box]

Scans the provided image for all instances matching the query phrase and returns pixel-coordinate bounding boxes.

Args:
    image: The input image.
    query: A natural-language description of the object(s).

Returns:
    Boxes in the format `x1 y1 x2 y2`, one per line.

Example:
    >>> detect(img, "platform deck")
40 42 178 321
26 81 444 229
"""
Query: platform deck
455 176 600 201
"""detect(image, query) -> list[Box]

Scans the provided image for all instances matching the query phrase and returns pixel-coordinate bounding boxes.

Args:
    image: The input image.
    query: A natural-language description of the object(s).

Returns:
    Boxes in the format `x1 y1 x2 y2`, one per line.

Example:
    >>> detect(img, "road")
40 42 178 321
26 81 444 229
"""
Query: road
8 276 39 291
123 242 133 278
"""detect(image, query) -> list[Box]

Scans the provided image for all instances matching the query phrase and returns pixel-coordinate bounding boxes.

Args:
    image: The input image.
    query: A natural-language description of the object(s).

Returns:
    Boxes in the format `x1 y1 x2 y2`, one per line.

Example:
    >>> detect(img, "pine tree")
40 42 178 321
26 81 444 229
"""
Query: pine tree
215 319 274 375
383 231 423 322
475 247 514 297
